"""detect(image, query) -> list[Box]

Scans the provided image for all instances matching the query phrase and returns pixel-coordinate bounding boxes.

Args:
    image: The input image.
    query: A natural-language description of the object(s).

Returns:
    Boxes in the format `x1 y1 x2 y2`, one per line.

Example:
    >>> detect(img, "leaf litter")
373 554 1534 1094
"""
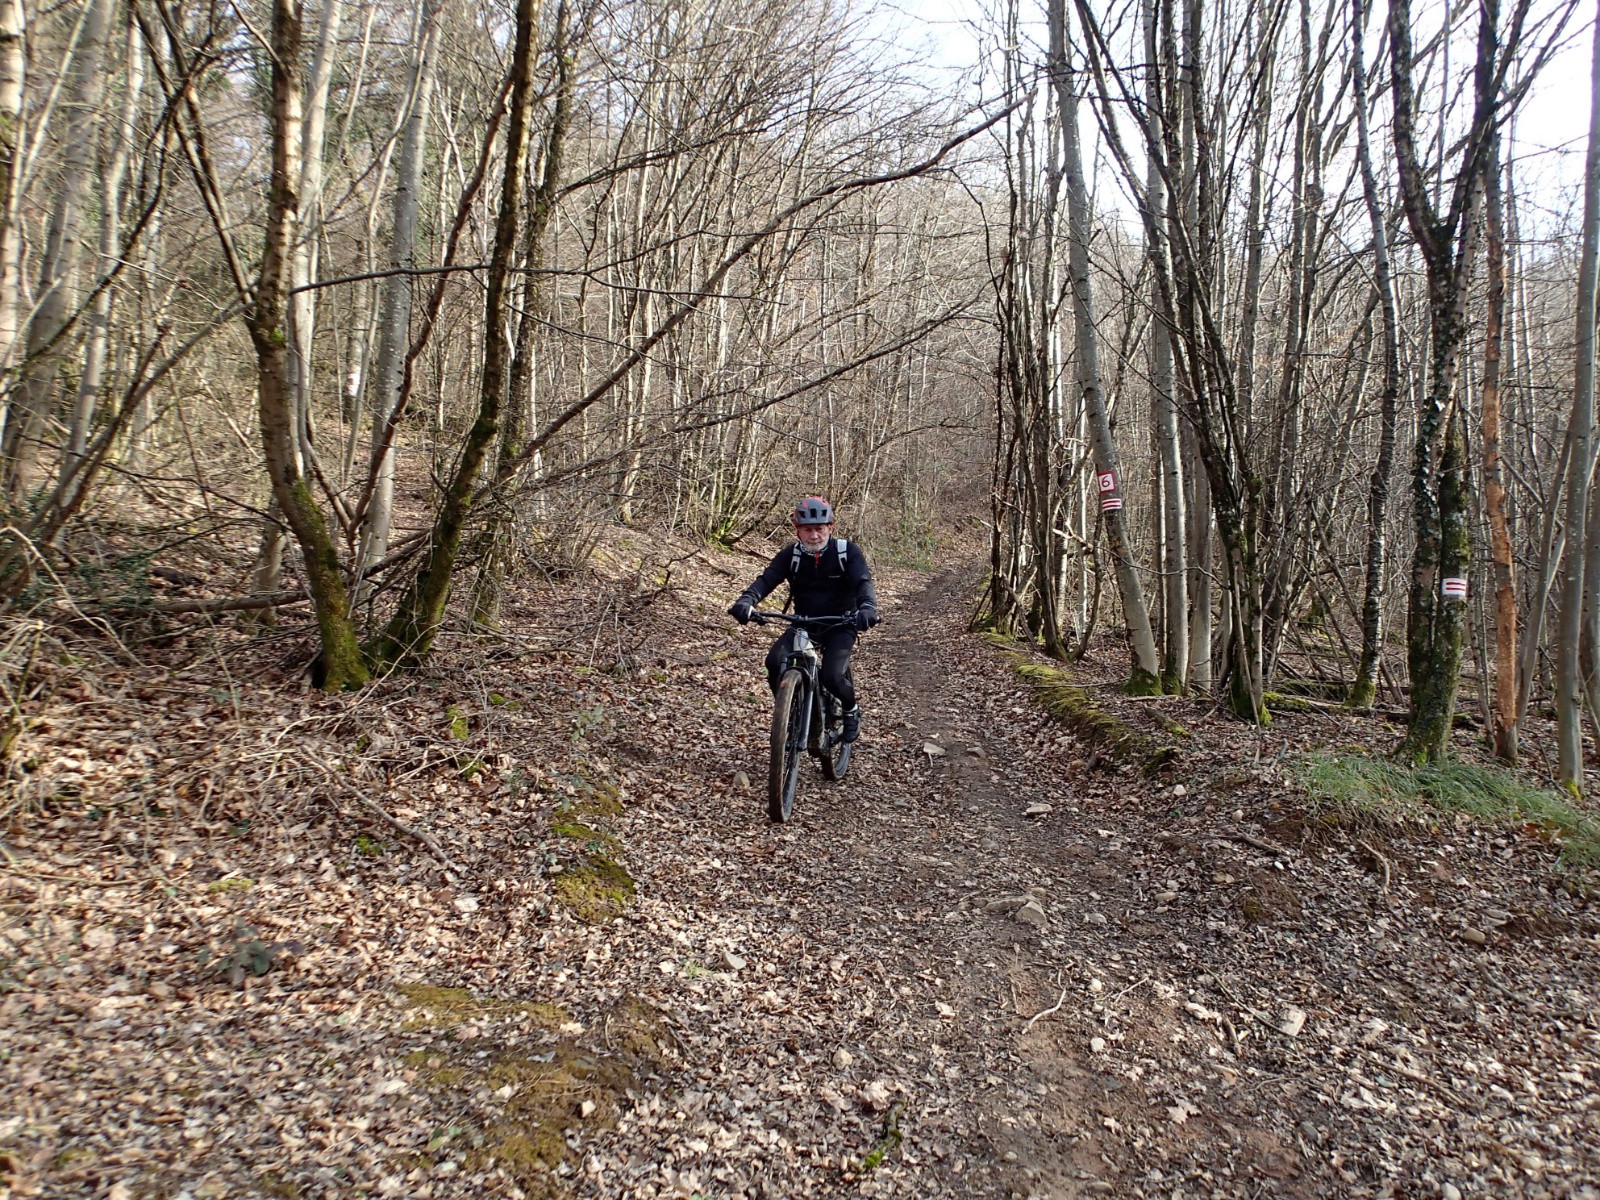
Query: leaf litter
0 533 1597 1198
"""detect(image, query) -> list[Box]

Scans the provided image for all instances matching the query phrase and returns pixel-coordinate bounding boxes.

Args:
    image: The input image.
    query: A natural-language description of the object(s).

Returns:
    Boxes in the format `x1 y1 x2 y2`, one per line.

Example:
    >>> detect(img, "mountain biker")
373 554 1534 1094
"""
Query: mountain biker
728 496 880 742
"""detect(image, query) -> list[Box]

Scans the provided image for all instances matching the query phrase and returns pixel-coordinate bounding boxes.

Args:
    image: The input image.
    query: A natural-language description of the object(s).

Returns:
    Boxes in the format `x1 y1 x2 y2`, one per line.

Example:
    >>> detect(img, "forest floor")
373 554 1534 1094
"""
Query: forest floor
2 532 1599 1200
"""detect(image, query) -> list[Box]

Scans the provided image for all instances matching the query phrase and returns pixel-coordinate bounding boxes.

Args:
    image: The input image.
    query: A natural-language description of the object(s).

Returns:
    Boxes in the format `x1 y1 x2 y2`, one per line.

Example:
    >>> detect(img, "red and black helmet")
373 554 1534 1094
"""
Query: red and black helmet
792 495 834 526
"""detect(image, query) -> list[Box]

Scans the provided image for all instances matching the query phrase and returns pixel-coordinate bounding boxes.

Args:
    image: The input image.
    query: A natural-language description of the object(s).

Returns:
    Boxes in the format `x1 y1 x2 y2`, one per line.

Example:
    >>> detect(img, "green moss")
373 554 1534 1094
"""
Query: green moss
254 1171 301 1199
206 876 255 893
397 984 569 1031
1263 692 1313 713
404 997 670 1194
552 822 620 855
1348 672 1377 712
561 775 623 820
860 1102 904 1172
1008 658 1177 776
355 834 385 857
447 705 471 740
1125 667 1163 697
552 855 636 923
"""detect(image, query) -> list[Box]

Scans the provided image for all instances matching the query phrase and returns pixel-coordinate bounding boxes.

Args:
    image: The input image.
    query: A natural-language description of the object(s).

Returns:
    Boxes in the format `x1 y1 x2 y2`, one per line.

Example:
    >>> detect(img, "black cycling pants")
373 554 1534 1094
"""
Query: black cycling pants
765 626 858 708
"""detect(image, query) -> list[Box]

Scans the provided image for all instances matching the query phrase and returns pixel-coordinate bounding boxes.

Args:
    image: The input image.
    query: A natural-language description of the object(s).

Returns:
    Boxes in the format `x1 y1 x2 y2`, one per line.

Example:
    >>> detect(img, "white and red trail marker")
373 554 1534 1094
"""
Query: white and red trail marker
1441 577 1468 600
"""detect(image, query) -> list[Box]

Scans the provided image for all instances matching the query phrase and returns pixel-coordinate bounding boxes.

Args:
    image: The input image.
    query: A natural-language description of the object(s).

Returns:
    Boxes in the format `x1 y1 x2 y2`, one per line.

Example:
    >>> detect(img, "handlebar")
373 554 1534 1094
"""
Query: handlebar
749 610 856 628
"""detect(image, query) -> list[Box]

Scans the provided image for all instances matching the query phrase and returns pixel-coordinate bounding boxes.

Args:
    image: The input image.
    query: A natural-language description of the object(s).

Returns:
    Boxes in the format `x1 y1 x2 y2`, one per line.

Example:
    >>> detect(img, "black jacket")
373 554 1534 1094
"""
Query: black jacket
739 537 878 618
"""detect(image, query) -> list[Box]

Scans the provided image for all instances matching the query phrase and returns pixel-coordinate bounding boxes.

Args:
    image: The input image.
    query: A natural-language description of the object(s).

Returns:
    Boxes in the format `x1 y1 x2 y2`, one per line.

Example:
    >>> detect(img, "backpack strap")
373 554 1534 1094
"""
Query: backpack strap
791 537 850 577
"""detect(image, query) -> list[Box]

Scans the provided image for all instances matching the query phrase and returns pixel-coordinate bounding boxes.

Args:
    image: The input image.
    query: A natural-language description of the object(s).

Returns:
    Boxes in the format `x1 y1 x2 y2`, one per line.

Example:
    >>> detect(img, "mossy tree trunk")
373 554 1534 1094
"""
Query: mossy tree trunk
373 0 540 666
1387 0 1517 762
471 3 572 630
250 0 367 690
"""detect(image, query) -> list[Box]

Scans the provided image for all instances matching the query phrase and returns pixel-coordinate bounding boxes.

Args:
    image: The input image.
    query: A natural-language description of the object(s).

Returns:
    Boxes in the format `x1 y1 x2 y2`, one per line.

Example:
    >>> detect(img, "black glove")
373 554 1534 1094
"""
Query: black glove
729 597 754 624
854 605 879 632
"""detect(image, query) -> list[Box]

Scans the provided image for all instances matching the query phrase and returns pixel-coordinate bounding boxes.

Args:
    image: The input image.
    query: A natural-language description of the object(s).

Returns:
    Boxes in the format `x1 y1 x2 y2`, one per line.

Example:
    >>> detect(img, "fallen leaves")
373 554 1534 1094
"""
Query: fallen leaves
5 536 1599 1200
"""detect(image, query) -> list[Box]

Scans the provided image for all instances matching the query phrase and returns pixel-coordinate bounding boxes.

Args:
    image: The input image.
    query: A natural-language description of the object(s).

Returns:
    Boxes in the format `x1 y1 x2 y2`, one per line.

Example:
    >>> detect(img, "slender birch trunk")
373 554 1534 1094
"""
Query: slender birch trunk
0 0 24 399
1146 0 1186 692
5 0 113 500
70 6 145 467
1351 0 1402 711
251 0 343 615
357 0 443 597
1052 0 1160 692
252 0 367 689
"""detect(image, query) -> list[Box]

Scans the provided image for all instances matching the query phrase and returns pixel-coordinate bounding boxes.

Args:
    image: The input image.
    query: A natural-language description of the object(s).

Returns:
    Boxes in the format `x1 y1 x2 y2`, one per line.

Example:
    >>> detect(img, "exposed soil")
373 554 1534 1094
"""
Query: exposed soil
3 546 1599 1199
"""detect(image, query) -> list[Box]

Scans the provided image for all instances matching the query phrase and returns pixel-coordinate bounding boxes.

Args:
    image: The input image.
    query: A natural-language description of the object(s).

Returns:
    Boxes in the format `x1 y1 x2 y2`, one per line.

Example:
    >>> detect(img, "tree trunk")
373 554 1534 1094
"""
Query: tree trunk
0 0 24 397
1481 127 1519 762
70 7 145 468
251 0 343 619
1559 2 1600 789
251 0 367 690
1388 0 1502 763
471 2 572 629
4 0 113 501
373 0 539 666
1146 0 1186 692
1052 0 1160 692
1350 0 1401 711
356 0 443 598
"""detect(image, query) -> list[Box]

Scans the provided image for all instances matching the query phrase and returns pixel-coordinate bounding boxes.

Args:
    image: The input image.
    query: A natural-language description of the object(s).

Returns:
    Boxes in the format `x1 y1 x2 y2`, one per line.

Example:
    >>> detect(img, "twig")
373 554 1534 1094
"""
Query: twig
0 841 156 887
352 794 463 879
1230 830 1292 857
1023 985 1070 1032
1357 838 1391 892
1112 975 1151 1003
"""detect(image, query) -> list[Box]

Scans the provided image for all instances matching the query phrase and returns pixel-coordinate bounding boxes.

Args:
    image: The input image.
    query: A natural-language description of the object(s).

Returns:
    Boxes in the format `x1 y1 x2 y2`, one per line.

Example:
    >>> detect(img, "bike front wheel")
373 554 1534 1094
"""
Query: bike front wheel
768 670 809 822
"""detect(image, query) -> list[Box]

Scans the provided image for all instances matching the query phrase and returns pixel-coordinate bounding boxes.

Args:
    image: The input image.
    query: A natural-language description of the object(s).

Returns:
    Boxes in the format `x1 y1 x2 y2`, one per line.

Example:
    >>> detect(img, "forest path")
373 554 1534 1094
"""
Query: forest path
5 552 1595 1199
585 565 1332 1198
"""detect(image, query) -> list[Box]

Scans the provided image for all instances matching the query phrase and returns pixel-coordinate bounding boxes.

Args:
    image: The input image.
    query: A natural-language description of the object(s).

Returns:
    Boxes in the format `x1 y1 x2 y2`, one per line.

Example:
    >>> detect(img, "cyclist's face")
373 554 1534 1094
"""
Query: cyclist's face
795 521 832 549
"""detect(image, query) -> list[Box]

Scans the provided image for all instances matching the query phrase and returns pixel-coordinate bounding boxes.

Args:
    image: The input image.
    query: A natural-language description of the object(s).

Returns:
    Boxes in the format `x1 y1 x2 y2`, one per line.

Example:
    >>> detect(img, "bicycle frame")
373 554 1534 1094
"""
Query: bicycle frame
771 620 857 752
781 627 841 756
749 609 857 821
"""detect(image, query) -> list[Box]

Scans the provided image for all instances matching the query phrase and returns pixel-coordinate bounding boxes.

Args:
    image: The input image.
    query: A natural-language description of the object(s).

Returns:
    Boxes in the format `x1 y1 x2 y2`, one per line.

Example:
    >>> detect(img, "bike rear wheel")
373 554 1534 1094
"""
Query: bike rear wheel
768 670 808 822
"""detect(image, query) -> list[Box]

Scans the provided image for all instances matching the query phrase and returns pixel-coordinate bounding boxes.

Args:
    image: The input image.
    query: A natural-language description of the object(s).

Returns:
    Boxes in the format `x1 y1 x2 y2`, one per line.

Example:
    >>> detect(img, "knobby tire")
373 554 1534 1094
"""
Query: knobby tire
769 670 808 822
821 669 853 781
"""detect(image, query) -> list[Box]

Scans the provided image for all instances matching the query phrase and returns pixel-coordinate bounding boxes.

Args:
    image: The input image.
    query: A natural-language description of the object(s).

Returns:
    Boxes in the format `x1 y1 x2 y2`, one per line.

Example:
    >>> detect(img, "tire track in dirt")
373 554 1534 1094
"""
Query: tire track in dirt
594 564 1329 1197
758 563 1326 1198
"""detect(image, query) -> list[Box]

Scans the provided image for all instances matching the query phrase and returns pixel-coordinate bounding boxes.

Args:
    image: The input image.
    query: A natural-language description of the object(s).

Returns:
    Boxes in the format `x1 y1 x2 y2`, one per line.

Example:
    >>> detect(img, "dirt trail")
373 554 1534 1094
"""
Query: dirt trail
586 563 1599 1200
577 566 1321 1198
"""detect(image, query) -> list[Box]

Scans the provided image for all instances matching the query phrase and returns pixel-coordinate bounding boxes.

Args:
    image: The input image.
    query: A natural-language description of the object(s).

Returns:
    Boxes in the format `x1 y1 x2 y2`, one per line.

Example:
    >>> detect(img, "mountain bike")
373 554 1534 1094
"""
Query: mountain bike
748 611 857 822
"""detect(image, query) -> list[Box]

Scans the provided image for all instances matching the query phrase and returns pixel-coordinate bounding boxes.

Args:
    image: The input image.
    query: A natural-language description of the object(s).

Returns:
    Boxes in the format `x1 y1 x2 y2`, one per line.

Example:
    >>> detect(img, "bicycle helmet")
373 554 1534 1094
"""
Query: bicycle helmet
793 495 834 526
